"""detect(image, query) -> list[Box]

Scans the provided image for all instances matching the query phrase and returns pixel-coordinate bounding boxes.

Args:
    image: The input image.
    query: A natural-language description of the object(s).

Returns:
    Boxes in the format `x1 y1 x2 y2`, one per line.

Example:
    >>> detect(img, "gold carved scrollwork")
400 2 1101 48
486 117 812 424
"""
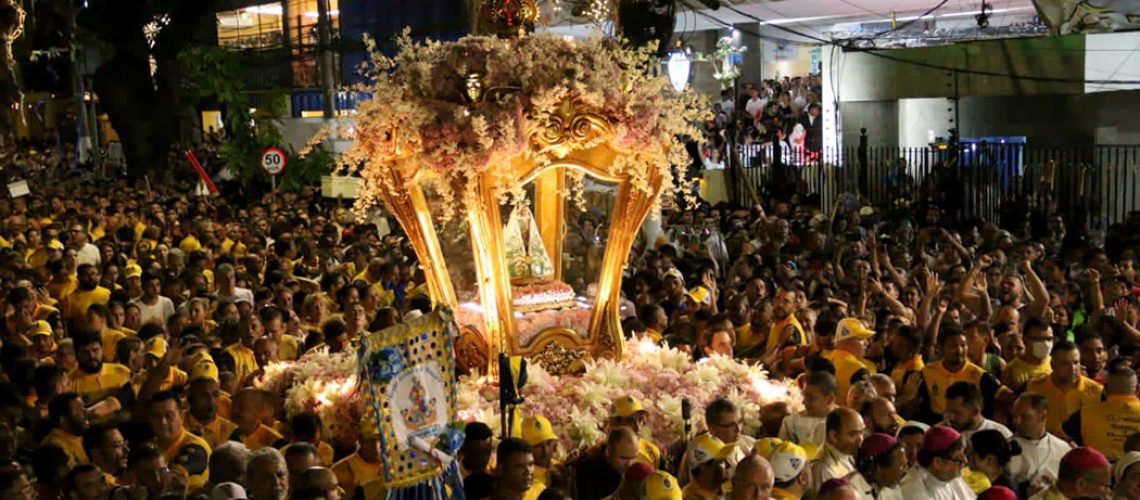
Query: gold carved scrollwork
530 340 590 375
528 98 613 160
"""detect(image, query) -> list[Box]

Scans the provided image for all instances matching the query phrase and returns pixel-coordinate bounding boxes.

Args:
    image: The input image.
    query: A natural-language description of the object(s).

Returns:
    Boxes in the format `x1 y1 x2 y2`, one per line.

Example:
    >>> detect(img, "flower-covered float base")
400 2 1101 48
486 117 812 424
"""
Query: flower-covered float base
456 299 594 349
260 340 801 451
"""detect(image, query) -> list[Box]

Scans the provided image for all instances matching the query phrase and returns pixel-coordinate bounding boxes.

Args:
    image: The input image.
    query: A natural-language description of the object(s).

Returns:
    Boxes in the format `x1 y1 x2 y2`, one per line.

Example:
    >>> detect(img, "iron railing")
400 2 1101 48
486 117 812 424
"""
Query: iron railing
729 141 1140 230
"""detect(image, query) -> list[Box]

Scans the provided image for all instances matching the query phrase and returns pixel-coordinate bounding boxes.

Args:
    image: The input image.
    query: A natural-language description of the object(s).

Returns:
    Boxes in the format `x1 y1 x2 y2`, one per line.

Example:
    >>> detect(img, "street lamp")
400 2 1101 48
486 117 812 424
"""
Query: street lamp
667 50 691 92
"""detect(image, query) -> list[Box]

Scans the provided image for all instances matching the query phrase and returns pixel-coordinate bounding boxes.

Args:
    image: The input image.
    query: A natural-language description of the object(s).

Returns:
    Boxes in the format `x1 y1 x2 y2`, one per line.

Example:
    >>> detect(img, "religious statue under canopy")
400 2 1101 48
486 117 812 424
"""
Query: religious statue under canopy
503 204 576 312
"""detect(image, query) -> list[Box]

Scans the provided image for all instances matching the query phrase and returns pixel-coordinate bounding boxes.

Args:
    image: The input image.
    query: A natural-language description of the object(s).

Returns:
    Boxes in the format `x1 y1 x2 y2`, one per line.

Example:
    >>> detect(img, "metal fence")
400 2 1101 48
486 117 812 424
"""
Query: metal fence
730 141 1140 229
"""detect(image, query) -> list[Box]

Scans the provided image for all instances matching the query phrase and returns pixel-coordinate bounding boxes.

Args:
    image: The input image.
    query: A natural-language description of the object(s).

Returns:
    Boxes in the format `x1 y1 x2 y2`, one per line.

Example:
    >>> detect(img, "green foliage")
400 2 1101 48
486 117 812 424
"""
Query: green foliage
179 46 334 191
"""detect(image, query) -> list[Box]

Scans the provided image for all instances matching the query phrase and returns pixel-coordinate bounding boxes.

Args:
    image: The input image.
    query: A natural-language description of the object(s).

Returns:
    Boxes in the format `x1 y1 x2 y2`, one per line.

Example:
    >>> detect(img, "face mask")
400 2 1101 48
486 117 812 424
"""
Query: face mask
1030 340 1053 360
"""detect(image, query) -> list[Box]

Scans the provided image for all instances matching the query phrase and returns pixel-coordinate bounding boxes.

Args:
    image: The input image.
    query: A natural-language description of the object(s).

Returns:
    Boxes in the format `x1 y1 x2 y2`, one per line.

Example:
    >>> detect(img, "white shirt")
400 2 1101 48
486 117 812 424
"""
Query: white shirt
77 242 101 267
809 445 856 496
959 418 1013 444
131 296 175 327
899 466 976 500
846 471 904 500
217 287 254 306
720 99 735 117
745 97 768 118
1010 432 1071 486
779 413 827 450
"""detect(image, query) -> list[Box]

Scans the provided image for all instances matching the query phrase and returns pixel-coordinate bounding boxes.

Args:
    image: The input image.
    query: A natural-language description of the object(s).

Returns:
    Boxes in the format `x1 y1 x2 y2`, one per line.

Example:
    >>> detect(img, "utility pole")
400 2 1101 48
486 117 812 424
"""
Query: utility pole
316 0 335 119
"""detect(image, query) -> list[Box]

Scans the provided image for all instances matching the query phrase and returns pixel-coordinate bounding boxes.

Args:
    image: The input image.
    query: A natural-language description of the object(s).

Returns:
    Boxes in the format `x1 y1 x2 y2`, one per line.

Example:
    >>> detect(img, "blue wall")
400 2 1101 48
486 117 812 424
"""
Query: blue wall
339 0 469 84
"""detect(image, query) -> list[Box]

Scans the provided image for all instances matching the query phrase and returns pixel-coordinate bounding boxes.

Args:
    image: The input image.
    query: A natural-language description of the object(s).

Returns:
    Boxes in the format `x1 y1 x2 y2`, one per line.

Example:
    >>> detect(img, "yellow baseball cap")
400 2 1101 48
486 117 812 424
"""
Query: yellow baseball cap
686 433 733 468
834 318 875 342
190 360 219 382
46 239 64 250
639 471 682 500
768 440 809 483
125 263 143 279
752 437 783 458
612 395 647 418
687 286 711 305
663 268 684 283
27 320 52 337
521 416 558 446
144 337 167 358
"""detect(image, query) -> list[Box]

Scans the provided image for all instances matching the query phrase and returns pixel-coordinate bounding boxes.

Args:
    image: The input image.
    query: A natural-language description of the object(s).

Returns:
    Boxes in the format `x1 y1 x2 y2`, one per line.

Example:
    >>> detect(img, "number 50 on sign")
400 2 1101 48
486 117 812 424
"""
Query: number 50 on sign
261 147 287 177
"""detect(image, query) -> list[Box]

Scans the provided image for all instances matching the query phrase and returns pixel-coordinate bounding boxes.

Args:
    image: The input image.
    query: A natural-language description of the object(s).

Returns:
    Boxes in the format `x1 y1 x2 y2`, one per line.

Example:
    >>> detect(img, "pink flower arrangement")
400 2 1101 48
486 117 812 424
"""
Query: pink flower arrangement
456 339 801 451
332 31 708 221
260 337 801 452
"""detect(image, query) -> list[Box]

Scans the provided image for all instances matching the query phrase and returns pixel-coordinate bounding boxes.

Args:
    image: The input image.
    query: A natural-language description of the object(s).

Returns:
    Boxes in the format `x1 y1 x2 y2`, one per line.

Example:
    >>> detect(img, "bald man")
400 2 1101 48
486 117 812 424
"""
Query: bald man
809 408 865 496
731 454 774 500
817 481 860 500
574 427 639 499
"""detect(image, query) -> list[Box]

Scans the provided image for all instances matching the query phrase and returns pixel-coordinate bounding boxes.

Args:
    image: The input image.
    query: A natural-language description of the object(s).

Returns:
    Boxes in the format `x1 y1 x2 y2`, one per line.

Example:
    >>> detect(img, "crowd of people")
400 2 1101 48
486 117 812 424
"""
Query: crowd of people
0 103 1139 500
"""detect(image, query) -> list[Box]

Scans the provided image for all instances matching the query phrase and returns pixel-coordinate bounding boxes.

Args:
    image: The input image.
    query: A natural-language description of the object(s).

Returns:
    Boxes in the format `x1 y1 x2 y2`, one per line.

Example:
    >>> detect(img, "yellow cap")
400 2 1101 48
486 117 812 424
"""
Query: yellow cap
190 360 219 382
768 440 809 483
639 471 682 500
687 286 711 305
125 263 143 279
686 433 733 468
27 320 52 337
834 318 875 342
752 437 783 458
612 395 646 418
47 239 64 250
144 337 167 358
521 416 558 446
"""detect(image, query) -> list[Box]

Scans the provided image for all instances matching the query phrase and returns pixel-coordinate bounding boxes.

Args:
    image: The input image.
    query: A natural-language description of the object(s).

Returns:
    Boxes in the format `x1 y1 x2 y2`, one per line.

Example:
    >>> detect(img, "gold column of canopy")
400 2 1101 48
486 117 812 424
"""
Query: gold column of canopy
533 168 564 281
467 172 517 359
589 167 666 360
375 164 458 310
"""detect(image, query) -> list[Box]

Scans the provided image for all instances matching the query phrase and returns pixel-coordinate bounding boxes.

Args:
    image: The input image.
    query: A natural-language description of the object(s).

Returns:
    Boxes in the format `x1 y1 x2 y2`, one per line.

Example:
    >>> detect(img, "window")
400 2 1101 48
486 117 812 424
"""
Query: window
216 3 285 50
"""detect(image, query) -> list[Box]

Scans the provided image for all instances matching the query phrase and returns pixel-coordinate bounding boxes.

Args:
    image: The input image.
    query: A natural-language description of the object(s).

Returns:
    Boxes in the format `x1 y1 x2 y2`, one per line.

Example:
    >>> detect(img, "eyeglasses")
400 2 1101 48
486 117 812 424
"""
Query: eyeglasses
945 455 969 466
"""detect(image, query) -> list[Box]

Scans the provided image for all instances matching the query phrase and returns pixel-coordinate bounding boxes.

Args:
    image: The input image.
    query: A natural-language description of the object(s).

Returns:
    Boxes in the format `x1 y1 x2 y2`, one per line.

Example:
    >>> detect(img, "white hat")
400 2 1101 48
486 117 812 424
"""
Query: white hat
404 310 423 322
211 482 248 500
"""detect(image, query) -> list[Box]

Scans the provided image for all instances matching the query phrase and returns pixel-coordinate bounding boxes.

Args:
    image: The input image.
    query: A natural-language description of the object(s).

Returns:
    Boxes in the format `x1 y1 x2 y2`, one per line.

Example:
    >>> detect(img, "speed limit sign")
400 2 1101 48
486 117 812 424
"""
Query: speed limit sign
261 147 287 177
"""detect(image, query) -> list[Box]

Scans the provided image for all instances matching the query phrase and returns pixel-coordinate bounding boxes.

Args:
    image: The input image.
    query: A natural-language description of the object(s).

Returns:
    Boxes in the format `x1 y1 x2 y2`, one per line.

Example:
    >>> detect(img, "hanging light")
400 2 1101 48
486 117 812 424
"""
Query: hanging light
667 50 691 92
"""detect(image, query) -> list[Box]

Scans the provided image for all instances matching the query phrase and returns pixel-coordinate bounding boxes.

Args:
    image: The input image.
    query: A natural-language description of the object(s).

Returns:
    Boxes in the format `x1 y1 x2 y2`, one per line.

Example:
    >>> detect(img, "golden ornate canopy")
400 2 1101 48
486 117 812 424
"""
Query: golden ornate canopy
337 30 704 374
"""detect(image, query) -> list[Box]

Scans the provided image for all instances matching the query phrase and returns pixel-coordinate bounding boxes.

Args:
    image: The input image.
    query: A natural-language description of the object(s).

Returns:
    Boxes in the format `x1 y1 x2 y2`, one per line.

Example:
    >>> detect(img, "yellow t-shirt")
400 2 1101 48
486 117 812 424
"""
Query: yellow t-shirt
47 274 78 301
62 286 112 323
224 343 257 384
766 315 806 354
240 423 284 451
185 413 239 450
921 361 987 416
1077 395 1140 462
42 428 88 469
333 452 386 499
161 429 212 490
278 335 301 362
1027 375 1103 437
69 363 132 406
179 235 202 254
1002 356 1053 392
891 355 925 389
832 348 877 406
101 329 126 363
637 438 662 468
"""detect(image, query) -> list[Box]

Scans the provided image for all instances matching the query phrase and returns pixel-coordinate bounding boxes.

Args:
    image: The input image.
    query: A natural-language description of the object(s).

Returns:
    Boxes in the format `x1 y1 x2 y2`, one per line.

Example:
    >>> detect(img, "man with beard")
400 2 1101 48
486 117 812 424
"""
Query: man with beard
902 325 1006 425
1026 340 1103 437
862 397 901 437
42 392 90 468
83 424 129 486
61 263 111 330
1002 317 1056 393
66 330 133 421
150 390 212 490
942 381 1011 443
765 288 806 355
